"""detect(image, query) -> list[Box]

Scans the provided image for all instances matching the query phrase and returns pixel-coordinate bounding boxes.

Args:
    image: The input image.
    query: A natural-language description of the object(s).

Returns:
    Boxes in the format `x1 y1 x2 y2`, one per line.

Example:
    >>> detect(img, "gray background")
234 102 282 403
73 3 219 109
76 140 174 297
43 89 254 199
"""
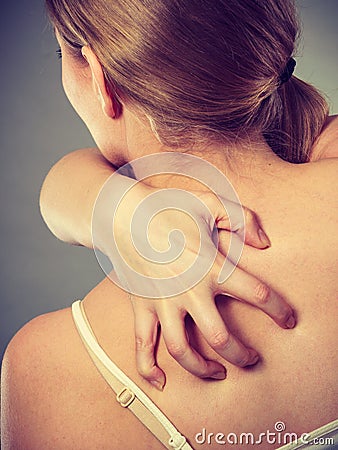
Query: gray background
0 0 337 361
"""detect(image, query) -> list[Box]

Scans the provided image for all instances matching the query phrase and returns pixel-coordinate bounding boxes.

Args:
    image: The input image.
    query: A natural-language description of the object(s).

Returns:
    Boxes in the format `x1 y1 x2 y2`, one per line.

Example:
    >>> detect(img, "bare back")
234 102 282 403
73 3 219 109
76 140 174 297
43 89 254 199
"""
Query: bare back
2 155 337 449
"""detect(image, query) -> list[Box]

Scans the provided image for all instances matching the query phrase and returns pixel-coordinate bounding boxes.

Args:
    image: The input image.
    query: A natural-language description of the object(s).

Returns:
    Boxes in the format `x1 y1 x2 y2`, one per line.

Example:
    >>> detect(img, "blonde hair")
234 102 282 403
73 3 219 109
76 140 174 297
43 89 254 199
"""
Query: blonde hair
46 0 328 163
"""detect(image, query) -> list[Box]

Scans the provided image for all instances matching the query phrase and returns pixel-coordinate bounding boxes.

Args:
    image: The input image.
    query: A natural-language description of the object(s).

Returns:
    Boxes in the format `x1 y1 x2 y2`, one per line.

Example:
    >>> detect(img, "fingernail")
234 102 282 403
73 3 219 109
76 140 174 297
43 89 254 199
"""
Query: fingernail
150 380 164 391
248 354 259 366
211 369 226 380
247 349 259 366
258 228 271 248
285 315 296 329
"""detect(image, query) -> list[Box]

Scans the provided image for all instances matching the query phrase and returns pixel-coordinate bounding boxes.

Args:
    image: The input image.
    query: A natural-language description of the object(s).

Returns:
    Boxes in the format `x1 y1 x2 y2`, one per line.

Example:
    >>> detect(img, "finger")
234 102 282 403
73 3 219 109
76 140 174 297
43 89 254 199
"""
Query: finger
132 302 166 390
190 300 259 367
158 306 226 380
214 197 270 249
241 207 270 249
215 260 296 330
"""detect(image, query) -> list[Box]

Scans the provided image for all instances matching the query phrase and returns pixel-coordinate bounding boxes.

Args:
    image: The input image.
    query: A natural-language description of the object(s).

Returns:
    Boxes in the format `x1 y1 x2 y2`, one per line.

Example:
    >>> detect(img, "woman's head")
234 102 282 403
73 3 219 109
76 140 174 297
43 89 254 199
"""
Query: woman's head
46 0 328 163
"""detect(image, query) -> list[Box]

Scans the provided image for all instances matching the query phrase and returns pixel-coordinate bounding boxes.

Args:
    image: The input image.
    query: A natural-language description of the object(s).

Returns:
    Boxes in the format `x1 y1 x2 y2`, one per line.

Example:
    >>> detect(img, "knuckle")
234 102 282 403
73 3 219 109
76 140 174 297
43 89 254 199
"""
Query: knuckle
209 330 231 351
166 341 188 359
135 336 154 352
254 282 270 305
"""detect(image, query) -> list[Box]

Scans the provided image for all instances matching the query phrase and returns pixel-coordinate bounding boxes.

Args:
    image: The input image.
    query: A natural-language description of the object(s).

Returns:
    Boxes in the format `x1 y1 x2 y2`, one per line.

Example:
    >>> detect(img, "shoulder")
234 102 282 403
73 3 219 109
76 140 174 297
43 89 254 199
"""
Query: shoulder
2 308 76 374
311 114 338 160
1 301 162 449
1 307 87 448
306 156 338 188
296 158 338 216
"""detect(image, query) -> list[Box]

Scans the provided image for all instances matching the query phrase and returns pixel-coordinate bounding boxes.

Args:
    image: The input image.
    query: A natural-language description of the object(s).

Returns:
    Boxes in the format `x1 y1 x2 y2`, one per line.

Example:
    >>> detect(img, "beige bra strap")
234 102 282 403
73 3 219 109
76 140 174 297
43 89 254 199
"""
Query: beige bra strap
71 300 193 450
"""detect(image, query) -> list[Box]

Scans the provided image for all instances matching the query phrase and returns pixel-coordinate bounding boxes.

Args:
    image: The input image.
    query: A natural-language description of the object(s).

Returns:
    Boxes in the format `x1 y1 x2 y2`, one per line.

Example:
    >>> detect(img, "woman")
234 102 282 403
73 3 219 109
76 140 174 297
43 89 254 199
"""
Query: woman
1 0 337 448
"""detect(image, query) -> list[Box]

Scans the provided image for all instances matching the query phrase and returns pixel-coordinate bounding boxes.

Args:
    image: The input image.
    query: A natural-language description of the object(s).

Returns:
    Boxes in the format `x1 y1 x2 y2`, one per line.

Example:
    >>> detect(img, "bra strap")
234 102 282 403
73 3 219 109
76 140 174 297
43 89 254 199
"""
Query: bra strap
71 300 193 450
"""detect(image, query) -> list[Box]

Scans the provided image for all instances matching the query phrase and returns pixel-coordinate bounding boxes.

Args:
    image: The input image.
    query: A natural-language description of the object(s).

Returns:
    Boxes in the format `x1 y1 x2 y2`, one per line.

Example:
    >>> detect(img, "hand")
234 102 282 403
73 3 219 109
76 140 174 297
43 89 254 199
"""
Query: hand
92 172 295 390
128 192 294 390
41 148 294 388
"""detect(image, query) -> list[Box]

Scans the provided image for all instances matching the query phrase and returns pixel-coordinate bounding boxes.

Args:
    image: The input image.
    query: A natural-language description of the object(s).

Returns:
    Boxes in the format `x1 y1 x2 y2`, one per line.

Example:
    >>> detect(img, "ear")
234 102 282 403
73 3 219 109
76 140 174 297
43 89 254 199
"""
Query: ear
81 46 121 118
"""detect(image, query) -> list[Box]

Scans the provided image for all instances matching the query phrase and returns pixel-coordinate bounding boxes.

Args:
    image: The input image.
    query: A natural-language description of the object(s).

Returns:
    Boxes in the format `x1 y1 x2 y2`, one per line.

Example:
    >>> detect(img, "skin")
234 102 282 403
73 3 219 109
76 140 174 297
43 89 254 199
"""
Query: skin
1 35 338 449
38 37 298 389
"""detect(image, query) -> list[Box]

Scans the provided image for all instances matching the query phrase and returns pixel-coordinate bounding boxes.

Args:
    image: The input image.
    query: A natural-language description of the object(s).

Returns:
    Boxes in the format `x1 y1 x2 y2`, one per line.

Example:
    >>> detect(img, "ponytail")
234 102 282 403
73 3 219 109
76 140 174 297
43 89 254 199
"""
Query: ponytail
264 76 328 163
46 0 329 164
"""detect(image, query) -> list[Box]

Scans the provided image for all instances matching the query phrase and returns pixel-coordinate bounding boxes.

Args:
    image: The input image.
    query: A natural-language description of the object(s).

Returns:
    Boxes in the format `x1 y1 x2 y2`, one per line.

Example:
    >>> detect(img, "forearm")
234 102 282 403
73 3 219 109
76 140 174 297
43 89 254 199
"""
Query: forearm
40 148 117 248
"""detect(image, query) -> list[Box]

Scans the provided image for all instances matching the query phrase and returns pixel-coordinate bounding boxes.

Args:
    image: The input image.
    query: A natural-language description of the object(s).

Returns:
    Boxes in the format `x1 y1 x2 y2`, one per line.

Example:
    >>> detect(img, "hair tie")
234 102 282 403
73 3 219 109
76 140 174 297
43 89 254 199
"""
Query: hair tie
279 58 296 85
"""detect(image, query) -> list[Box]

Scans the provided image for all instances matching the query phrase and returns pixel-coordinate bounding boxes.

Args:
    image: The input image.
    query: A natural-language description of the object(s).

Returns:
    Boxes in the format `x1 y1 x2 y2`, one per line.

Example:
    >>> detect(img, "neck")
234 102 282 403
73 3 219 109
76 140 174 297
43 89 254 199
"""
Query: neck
122 107 292 196
186 138 290 181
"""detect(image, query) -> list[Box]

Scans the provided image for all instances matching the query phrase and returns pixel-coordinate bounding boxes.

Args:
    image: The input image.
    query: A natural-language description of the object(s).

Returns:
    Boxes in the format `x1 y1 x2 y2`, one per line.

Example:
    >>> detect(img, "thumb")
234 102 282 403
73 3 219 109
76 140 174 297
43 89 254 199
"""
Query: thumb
213 197 270 249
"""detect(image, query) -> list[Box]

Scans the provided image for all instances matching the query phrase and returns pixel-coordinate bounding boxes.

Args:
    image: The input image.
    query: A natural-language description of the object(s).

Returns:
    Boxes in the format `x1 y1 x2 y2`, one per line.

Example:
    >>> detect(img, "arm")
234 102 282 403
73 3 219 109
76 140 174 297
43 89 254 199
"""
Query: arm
40 148 295 388
40 147 116 248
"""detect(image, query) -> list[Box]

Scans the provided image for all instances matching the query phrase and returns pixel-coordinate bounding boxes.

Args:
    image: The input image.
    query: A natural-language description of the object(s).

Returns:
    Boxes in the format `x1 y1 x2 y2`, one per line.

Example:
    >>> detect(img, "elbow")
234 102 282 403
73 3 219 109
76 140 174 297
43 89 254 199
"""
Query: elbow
39 150 84 243
39 148 100 245
39 160 67 242
39 163 61 239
